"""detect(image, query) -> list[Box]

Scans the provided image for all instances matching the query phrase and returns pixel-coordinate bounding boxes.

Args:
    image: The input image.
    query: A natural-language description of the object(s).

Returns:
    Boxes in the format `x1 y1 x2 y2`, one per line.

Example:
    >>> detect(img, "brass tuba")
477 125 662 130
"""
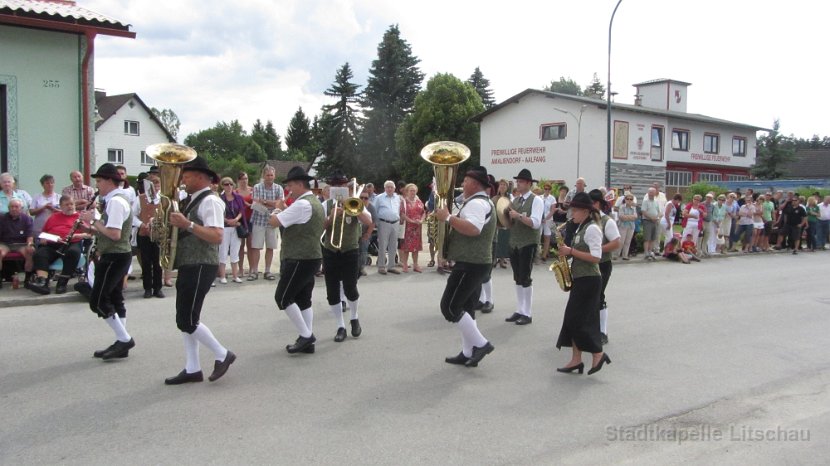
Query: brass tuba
549 222 573 291
420 141 470 261
145 143 197 271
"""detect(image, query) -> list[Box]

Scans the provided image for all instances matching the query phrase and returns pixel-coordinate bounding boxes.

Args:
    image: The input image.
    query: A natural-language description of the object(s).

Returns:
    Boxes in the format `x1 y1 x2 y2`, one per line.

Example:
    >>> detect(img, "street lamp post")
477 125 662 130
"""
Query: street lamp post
606 0 622 190
554 105 587 178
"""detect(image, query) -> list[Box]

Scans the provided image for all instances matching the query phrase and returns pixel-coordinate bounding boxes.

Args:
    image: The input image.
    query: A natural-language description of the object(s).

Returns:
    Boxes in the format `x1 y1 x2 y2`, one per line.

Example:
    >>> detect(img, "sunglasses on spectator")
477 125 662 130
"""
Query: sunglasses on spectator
222 183 233 186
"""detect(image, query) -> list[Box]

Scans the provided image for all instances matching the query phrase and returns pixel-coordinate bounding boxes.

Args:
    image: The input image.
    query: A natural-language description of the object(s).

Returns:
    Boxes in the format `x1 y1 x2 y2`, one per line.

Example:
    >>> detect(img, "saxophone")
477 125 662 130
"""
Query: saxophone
549 222 573 292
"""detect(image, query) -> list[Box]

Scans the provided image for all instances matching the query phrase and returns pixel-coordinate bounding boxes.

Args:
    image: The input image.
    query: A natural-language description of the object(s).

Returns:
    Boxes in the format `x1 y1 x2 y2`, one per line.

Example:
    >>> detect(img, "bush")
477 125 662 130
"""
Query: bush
686 182 728 199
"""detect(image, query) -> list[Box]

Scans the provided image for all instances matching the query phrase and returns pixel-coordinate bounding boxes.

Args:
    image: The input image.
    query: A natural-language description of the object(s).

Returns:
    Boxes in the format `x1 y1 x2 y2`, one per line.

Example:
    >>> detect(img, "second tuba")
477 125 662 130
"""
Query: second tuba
145 143 197 271
420 141 470 262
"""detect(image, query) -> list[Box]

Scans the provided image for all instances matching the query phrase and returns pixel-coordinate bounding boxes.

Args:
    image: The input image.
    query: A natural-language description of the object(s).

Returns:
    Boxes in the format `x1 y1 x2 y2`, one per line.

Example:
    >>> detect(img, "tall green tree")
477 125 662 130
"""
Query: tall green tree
545 76 583 96
467 67 496 109
360 24 425 183
752 119 795 179
285 107 313 160
583 72 606 99
184 120 248 161
395 73 485 191
151 107 181 141
251 119 282 161
316 62 362 178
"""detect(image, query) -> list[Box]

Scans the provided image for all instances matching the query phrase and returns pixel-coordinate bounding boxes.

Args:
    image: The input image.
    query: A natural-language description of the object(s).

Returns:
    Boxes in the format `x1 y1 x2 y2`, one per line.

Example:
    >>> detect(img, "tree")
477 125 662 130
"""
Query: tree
467 67 496 109
583 72 606 99
151 107 181 141
544 77 583 96
285 107 313 160
183 120 248 161
395 73 485 191
316 63 363 178
251 119 282 161
359 24 425 183
752 119 795 179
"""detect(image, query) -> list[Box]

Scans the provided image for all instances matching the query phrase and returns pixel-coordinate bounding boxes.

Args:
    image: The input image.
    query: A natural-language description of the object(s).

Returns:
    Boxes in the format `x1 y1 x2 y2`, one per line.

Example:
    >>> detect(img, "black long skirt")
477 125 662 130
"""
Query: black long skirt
556 275 603 354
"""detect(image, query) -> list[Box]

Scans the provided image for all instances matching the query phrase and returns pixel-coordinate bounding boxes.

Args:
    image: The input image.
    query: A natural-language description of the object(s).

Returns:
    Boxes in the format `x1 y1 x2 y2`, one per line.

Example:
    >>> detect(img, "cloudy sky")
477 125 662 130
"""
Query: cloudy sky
86 0 827 143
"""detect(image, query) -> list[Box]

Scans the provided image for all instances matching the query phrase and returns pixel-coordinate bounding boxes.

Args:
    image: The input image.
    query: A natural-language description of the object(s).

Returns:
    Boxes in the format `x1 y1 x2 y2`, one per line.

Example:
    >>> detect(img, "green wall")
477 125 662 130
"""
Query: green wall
0 25 82 193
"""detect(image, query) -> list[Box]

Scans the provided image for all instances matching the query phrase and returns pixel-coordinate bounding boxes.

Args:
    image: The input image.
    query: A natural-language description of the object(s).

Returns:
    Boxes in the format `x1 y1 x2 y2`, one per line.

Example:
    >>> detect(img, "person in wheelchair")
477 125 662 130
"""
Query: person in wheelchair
29 195 90 295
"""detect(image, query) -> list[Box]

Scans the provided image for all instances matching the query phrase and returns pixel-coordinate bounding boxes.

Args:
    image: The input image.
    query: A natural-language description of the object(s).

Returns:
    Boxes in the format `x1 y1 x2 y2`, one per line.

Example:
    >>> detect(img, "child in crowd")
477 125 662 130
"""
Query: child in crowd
662 234 692 264
681 233 702 262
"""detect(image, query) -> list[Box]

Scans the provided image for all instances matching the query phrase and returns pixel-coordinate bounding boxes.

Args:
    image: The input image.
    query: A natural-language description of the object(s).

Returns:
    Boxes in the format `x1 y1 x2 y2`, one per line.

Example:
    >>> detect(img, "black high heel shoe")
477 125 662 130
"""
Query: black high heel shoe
556 362 584 374
588 353 611 375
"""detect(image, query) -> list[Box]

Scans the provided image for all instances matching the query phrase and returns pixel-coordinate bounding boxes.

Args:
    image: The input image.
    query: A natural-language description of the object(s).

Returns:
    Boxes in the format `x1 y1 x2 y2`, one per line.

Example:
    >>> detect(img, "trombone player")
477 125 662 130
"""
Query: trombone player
322 171 372 342
434 166 496 367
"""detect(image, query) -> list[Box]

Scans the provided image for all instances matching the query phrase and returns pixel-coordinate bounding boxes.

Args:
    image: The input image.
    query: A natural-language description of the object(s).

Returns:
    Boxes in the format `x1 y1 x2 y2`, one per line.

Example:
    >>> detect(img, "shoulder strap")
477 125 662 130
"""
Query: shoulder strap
183 190 214 216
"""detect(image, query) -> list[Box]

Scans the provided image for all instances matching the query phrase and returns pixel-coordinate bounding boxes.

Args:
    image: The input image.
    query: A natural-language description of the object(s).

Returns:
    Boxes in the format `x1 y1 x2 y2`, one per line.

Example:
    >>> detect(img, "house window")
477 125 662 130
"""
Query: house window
107 149 124 164
141 150 155 166
727 174 749 182
540 123 567 140
666 170 692 187
124 120 140 136
732 137 747 157
651 126 664 161
703 133 719 154
672 129 689 151
697 172 722 183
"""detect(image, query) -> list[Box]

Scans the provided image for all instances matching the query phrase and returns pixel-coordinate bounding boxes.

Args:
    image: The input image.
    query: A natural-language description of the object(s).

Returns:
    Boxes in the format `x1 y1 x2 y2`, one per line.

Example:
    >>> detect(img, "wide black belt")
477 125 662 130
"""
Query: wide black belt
380 219 399 224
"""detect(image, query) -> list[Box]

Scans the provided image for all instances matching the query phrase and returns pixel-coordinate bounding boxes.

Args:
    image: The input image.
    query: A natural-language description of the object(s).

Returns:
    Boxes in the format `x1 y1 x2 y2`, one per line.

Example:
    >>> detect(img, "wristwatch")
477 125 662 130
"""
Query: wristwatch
187 221 195 232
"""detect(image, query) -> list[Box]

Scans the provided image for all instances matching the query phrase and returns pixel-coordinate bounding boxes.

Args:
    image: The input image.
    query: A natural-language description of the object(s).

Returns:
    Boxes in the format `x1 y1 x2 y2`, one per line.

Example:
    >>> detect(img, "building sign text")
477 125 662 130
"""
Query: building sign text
490 146 546 164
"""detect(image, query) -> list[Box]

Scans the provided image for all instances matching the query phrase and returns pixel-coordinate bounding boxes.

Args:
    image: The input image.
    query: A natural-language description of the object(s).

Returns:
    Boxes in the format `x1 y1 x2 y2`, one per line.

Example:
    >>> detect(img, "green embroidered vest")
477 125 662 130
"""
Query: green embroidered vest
281 194 324 260
174 192 220 268
447 195 496 264
570 221 601 279
509 192 541 248
323 199 360 253
96 193 132 254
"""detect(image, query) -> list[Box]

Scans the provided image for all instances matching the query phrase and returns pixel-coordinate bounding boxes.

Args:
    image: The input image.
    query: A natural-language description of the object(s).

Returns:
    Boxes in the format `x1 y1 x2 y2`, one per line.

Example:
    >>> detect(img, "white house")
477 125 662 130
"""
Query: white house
94 91 175 176
474 79 768 195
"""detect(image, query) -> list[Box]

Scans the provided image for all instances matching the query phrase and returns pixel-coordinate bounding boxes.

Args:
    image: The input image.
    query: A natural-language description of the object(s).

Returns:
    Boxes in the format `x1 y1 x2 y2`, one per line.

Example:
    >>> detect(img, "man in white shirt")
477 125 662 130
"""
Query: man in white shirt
504 169 544 326
817 195 830 250
373 180 402 275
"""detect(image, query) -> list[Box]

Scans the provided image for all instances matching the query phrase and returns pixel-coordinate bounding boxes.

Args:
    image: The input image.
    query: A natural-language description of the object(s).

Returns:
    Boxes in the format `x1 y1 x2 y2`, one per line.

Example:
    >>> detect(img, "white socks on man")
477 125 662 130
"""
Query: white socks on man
348 300 359 321
285 303 312 338
106 315 131 342
330 304 345 329
514 285 532 317
457 313 487 358
480 280 493 304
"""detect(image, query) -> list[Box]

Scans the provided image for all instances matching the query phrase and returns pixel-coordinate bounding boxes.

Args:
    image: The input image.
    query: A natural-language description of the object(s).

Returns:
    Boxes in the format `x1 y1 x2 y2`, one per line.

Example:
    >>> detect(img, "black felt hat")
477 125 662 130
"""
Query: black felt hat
284 165 314 183
569 192 594 210
588 188 608 210
91 163 123 182
464 166 490 189
513 168 537 183
326 170 349 186
181 156 219 184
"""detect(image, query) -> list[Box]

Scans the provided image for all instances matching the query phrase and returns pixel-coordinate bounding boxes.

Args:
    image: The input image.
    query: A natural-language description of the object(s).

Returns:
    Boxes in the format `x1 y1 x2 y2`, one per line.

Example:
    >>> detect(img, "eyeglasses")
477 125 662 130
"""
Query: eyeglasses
222 183 233 186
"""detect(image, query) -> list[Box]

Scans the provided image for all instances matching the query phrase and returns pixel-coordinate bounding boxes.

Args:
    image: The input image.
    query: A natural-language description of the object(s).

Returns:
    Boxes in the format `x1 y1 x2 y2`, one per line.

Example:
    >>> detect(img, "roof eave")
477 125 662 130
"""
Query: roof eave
0 13 135 38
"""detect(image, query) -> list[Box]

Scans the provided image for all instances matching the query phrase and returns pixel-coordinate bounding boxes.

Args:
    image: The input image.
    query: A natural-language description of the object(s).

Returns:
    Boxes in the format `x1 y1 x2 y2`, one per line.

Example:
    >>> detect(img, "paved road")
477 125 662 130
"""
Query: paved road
1 252 828 464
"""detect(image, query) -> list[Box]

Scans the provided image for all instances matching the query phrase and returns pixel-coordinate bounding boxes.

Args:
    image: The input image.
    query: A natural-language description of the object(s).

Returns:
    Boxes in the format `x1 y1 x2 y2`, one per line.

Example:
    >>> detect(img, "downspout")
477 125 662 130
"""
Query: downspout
81 30 96 184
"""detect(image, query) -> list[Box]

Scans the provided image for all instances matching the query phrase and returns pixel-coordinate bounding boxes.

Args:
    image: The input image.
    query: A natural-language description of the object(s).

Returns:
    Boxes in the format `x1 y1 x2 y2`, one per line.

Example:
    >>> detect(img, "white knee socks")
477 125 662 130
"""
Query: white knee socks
523 286 533 317
330 304 345 329
481 280 492 304
192 323 228 361
515 285 524 313
301 307 314 333
106 315 131 342
348 299 359 321
285 303 312 338
183 332 200 373
457 313 487 357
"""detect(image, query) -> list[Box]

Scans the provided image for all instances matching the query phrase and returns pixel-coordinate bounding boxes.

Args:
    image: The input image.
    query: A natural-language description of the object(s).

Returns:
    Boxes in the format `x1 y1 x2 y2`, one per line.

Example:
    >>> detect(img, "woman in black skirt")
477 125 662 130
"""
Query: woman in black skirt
554 192 611 375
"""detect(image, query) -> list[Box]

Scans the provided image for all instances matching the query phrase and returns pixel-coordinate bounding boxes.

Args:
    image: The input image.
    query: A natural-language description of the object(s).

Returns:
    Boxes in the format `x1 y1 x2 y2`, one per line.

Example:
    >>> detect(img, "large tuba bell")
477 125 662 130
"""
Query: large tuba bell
420 141 471 262
145 143 197 271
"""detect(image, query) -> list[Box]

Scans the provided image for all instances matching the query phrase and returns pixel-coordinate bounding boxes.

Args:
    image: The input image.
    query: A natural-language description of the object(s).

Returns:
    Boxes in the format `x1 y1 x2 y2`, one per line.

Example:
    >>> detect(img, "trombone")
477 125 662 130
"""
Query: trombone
324 178 365 249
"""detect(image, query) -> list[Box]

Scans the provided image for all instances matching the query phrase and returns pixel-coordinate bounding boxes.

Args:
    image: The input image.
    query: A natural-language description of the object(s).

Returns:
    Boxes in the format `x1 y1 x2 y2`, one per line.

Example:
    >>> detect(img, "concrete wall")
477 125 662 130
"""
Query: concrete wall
95 98 170 176
0 25 82 192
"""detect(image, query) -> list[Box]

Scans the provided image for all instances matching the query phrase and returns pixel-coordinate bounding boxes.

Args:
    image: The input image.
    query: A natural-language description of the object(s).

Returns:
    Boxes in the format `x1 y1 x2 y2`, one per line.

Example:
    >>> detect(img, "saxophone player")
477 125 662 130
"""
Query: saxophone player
29 195 90 295
554 192 611 375
79 164 135 360
434 166 496 367
164 156 236 385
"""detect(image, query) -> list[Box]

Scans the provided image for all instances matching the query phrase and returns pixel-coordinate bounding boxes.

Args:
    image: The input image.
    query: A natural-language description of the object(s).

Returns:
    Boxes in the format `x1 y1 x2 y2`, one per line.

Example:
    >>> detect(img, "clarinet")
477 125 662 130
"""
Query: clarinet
56 217 84 256
78 191 100 282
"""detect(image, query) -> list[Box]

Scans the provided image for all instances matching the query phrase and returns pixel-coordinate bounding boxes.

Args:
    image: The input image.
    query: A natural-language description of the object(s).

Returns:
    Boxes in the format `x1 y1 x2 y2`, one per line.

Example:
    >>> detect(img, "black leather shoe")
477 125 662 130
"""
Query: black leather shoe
29 278 51 295
101 338 135 360
505 312 522 322
350 319 362 338
54 278 69 294
465 342 494 367
472 301 484 311
165 369 204 385
334 327 347 342
444 352 469 365
208 351 236 382
286 334 316 354
153 289 165 298
93 341 128 359
556 362 584 374
515 315 533 325
143 289 153 299
588 353 611 375
481 302 494 313
302 343 315 354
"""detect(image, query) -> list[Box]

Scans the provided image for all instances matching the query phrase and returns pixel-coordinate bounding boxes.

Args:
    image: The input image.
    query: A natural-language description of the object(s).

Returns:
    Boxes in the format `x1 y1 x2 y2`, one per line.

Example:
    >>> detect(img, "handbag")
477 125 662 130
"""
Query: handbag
236 224 249 238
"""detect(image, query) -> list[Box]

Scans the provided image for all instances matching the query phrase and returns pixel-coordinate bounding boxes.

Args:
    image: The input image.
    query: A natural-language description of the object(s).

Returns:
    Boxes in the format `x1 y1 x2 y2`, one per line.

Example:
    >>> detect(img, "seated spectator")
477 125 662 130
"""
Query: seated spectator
680 233 702 262
29 195 88 295
29 174 61 239
663 234 692 264
0 172 30 214
0 198 35 286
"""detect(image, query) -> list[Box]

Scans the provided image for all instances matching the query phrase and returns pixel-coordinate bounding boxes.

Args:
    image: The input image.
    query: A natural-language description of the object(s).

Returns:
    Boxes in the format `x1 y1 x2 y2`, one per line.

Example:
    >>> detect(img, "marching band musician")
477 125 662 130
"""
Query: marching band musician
504 168 543 326
268 166 324 355
322 171 372 342
28 195 89 295
588 189 621 345
133 168 164 299
79 164 135 361
435 166 496 367
164 156 236 385
554 192 611 376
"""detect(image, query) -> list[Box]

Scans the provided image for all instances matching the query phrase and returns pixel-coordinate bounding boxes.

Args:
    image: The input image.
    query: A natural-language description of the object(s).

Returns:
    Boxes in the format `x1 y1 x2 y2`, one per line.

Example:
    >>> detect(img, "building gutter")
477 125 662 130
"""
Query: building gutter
81 30 95 184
